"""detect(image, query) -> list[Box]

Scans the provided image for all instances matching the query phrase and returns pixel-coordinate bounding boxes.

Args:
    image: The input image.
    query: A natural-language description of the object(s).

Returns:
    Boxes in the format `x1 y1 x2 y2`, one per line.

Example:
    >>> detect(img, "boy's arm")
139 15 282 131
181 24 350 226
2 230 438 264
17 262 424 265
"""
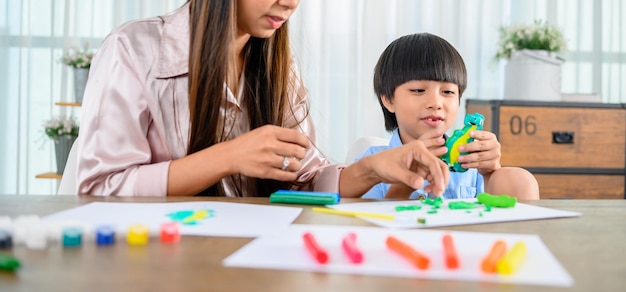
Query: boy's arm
384 183 415 199
483 167 540 200
459 130 540 200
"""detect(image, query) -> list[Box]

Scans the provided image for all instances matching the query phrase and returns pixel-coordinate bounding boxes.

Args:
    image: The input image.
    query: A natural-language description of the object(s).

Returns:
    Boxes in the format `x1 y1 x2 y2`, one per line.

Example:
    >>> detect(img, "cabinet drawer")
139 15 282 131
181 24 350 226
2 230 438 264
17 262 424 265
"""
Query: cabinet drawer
496 106 625 168
536 174 625 199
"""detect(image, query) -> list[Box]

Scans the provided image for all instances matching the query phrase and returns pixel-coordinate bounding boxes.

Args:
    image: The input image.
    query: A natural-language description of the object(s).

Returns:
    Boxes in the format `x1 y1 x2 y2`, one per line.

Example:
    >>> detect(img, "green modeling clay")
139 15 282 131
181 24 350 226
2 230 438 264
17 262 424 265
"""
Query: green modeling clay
448 201 478 209
440 113 485 172
395 205 422 212
477 192 517 208
0 254 20 272
423 197 443 208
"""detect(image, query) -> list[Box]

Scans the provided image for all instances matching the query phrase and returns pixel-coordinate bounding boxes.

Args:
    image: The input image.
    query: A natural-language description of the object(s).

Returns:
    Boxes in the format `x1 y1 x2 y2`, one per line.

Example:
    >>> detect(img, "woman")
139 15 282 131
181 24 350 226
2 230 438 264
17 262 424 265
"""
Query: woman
76 0 448 197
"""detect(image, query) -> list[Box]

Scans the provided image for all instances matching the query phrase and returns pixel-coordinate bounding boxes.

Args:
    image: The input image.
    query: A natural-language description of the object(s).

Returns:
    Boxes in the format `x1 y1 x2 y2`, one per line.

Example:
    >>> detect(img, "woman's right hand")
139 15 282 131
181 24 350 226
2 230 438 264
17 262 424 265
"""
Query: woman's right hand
380 138 450 196
363 139 450 197
418 130 448 157
224 125 310 181
383 132 448 199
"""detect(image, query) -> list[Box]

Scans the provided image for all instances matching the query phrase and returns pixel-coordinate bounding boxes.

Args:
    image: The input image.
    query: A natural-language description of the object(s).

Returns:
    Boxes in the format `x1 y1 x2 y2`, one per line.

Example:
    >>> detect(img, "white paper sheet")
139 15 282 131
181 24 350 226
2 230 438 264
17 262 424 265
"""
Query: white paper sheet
327 199 580 228
223 224 574 287
43 202 302 237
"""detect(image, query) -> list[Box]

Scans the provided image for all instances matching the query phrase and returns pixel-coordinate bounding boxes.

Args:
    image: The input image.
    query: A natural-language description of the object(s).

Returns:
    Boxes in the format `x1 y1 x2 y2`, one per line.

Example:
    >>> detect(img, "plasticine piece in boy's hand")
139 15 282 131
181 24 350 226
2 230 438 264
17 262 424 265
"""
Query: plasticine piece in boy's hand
440 113 485 172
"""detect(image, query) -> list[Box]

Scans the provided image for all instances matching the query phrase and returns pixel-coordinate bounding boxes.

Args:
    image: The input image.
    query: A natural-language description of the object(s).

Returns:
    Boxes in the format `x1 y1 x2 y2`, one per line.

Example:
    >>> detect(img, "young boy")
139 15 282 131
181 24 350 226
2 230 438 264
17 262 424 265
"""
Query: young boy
357 33 539 200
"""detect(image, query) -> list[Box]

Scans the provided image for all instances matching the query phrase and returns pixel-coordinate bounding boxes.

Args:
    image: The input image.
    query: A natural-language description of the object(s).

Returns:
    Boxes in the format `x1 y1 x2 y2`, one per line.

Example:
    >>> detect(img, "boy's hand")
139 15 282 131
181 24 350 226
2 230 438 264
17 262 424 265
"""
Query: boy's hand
418 130 448 157
457 130 502 175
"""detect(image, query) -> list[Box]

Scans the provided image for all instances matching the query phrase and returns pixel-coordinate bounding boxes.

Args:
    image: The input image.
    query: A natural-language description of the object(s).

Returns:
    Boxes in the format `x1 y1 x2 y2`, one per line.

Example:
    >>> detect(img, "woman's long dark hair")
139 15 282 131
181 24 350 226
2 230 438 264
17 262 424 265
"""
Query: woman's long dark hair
187 0 296 196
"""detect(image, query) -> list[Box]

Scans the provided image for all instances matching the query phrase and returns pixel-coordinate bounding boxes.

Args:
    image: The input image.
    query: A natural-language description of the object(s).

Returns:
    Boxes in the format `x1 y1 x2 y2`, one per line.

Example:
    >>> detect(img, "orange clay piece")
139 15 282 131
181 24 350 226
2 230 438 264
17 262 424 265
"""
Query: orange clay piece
386 235 430 270
481 240 507 273
442 234 459 269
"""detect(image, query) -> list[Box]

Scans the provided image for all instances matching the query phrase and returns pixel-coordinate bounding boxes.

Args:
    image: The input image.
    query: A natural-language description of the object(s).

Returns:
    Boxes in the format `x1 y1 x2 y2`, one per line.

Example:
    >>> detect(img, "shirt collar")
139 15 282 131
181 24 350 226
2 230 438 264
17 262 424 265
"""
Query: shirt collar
389 128 403 148
155 3 190 79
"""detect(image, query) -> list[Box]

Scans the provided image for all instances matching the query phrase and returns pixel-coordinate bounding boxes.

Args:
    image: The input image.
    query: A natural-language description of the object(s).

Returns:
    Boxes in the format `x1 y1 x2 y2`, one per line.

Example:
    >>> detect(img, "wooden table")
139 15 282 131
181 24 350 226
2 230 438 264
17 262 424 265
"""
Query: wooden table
1 195 625 291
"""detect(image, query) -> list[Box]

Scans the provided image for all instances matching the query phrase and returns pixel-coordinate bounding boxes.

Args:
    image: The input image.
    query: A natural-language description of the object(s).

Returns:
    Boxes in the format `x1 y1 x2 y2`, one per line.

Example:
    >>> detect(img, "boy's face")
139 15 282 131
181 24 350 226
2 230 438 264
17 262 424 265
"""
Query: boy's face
382 80 460 143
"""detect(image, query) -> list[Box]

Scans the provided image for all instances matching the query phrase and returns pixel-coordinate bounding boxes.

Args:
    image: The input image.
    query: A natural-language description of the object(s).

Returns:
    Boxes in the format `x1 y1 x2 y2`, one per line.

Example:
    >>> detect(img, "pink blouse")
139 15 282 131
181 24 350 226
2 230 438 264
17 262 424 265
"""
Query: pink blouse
76 4 343 197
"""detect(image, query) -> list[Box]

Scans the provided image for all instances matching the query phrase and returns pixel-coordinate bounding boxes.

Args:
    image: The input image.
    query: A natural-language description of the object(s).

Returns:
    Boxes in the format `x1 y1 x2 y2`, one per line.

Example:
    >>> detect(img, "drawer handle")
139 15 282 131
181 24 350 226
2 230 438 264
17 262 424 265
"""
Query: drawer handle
552 131 574 144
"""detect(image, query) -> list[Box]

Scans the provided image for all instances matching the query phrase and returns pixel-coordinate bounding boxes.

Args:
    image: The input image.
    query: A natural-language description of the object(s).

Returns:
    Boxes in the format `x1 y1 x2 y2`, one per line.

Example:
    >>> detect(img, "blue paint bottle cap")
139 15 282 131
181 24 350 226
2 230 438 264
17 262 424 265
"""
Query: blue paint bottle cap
96 225 115 246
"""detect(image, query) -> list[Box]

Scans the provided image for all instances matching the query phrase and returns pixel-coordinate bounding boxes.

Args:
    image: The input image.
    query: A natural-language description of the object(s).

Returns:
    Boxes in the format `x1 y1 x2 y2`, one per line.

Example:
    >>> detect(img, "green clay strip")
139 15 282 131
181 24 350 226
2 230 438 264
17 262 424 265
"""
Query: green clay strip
395 205 422 212
477 193 516 208
448 201 478 209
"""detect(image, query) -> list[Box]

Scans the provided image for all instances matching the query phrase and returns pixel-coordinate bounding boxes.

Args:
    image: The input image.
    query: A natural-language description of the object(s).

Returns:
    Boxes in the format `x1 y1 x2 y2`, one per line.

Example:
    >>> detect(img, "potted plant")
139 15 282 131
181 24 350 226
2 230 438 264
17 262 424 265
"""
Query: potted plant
495 20 567 101
59 43 94 104
43 116 79 174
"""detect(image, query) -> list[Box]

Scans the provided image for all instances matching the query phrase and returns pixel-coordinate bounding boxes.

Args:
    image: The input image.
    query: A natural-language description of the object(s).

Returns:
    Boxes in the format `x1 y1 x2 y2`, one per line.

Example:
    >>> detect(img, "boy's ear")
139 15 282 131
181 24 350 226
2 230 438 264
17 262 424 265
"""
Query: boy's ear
381 95 395 113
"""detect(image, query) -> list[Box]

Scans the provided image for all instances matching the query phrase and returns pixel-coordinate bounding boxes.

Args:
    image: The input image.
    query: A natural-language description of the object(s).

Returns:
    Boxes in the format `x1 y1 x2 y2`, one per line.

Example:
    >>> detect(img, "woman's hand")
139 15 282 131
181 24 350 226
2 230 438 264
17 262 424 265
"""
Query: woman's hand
383 131 448 199
457 130 502 176
417 130 448 156
225 125 309 181
362 140 449 197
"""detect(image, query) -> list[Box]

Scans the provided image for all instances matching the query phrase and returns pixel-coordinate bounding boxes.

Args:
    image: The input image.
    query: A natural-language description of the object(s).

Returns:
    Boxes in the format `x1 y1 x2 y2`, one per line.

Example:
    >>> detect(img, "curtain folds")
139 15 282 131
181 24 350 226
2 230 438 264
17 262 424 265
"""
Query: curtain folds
0 0 186 195
290 0 625 163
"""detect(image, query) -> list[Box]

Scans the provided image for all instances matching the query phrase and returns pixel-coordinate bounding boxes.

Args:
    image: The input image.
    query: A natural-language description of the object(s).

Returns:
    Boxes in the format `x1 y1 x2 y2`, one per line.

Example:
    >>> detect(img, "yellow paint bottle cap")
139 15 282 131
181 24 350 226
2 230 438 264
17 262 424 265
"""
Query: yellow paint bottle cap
126 224 149 246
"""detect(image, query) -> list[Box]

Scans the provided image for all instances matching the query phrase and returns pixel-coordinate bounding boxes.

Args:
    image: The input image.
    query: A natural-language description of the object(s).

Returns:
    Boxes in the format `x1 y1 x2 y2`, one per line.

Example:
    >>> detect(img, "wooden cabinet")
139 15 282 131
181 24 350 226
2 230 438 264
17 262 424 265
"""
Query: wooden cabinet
466 99 626 199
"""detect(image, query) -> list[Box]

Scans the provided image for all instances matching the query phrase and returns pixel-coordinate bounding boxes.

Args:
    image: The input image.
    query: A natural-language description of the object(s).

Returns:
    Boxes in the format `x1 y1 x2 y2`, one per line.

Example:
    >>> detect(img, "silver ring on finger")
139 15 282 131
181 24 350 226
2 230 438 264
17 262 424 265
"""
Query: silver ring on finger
281 156 290 171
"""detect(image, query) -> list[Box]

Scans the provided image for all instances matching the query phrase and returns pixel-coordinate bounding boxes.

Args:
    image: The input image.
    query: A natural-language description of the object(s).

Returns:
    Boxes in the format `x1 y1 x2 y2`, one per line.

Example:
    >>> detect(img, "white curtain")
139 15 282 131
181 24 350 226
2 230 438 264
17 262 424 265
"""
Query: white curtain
290 0 626 164
1 0 624 195
0 0 186 195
